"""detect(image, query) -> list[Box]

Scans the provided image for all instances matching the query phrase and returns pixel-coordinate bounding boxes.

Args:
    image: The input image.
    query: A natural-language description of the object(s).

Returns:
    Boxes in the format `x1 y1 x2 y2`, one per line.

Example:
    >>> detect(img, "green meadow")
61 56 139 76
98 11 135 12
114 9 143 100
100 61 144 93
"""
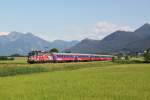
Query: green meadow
0 57 150 100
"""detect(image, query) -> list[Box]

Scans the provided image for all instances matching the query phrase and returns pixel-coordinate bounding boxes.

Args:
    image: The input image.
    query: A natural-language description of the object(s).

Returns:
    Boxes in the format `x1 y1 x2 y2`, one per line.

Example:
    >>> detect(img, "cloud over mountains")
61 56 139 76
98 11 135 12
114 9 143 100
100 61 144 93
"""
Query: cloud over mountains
56 21 134 41
0 32 9 36
0 22 133 41
92 21 133 39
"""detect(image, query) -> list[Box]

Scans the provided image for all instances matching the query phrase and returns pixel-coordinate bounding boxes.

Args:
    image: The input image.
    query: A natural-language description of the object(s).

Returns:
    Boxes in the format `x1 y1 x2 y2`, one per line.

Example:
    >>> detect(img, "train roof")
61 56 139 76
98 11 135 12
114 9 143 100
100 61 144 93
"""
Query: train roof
29 51 113 57
52 53 113 57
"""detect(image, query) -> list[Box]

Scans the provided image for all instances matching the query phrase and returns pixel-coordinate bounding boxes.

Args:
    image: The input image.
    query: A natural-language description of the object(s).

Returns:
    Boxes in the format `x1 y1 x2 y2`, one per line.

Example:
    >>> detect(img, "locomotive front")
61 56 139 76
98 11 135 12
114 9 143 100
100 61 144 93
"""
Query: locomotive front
27 51 54 63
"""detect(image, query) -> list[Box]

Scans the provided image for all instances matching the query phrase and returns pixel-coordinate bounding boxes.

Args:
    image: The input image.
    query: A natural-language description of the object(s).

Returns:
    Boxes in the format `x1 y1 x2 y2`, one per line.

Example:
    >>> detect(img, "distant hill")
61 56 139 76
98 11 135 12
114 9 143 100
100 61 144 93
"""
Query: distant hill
0 31 79 56
67 38 101 53
50 40 79 51
1 23 150 55
135 23 150 38
125 36 150 52
69 23 150 53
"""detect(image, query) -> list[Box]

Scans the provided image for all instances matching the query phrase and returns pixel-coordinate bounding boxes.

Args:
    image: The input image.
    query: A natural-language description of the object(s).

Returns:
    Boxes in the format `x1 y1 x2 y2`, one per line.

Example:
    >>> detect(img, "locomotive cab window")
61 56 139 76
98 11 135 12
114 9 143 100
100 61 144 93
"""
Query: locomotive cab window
28 52 37 56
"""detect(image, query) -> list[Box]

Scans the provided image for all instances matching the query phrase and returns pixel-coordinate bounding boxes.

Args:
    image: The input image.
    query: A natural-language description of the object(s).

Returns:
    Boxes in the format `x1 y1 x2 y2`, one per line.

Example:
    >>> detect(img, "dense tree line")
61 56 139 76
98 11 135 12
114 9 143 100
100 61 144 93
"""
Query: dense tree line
144 49 150 63
0 56 14 60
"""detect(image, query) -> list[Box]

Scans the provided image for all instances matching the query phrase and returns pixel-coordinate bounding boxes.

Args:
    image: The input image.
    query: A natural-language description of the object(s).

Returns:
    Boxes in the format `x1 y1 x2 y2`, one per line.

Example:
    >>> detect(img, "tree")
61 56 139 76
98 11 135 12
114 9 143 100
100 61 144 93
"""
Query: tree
112 56 115 62
11 53 22 57
64 50 71 53
125 55 129 61
144 49 150 63
50 48 59 53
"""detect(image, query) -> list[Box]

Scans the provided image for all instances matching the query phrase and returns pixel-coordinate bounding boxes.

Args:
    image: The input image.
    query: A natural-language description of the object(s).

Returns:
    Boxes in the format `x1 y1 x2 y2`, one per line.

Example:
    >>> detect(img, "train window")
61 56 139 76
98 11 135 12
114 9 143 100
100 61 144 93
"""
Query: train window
29 51 38 56
28 53 32 56
57 55 62 58
37 52 42 56
102 56 106 58
80 55 84 58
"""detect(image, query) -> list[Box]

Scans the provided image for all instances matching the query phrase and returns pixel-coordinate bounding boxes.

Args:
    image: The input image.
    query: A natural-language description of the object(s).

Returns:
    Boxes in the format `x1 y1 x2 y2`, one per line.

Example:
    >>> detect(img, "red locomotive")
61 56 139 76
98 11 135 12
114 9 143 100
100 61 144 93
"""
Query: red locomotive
27 51 113 63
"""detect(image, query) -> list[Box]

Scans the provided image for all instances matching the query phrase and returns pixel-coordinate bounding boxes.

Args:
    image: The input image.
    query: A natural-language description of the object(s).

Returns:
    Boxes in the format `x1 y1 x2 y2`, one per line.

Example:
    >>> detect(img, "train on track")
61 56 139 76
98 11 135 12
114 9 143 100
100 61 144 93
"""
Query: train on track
27 51 113 64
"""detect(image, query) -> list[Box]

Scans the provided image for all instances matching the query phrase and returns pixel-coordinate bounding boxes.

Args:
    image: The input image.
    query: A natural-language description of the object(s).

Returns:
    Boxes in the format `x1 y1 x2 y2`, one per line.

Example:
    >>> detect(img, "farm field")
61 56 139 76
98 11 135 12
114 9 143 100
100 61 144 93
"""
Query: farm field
0 57 150 100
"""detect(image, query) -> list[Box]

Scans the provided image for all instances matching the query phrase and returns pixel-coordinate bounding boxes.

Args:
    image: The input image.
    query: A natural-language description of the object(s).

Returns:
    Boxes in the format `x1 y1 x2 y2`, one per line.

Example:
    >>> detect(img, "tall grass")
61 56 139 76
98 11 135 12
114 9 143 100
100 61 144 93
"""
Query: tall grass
0 66 48 77
0 56 146 77
0 64 150 100
0 61 115 77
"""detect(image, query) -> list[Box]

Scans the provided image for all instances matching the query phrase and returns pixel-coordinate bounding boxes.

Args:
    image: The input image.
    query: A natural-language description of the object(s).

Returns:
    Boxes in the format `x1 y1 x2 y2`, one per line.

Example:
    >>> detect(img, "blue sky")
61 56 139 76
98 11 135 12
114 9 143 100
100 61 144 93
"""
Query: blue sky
0 0 149 41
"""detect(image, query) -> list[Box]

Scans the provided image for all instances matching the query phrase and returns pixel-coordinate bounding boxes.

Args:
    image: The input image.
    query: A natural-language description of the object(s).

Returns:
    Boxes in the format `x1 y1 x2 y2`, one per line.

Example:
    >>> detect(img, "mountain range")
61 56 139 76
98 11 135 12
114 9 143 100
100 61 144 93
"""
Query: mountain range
0 23 150 56
69 23 150 54
0 31 79 56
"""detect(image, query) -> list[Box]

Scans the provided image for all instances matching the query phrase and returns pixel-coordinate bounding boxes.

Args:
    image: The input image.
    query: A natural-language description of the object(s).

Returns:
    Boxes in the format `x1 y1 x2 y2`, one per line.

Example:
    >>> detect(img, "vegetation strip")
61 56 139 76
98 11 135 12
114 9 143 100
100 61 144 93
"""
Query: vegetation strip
0 61 116 77
0 55 149 77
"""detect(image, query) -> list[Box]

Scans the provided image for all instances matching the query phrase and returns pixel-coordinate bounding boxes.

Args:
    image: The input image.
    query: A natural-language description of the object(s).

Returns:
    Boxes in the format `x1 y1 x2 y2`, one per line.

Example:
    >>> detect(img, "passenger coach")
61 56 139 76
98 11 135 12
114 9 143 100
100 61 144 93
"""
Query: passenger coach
27 51 113 63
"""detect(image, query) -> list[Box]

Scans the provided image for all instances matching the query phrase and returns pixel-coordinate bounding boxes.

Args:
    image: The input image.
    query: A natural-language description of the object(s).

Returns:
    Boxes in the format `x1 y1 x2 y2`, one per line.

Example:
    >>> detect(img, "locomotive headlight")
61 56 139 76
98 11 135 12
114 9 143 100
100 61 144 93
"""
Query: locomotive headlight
48 56 53 60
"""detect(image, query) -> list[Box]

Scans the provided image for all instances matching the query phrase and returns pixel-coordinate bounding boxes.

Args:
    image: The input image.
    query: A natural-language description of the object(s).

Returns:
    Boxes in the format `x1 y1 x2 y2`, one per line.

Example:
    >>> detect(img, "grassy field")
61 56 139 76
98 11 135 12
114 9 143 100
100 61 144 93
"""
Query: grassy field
0 57 115 77
0 57 150 100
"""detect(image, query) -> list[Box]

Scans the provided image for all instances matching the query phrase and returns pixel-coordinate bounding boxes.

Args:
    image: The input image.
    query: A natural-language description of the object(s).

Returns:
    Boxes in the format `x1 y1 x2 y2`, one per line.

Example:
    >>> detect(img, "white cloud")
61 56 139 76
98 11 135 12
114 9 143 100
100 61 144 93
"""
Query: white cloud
95 21 132 33
91 21 133 40
0 32 9 36
0 22 133 41
48 22 133 41
95 22 117 33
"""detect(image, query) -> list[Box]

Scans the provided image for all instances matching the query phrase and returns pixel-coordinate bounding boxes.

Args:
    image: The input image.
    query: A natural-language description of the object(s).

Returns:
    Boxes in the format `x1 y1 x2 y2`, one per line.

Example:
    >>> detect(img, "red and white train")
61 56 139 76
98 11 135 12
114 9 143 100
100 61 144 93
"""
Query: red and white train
27 51 113 63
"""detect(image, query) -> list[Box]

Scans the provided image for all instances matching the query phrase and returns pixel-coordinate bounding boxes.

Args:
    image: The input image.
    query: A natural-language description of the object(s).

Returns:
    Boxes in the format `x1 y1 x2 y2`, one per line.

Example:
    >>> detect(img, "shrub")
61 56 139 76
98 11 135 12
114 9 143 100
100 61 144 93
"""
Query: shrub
144 49 150 63
0 56 14 61
112 57 115 62
50 48 59 53
114 60 143 64
125 55 129 60
0 66 48 77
